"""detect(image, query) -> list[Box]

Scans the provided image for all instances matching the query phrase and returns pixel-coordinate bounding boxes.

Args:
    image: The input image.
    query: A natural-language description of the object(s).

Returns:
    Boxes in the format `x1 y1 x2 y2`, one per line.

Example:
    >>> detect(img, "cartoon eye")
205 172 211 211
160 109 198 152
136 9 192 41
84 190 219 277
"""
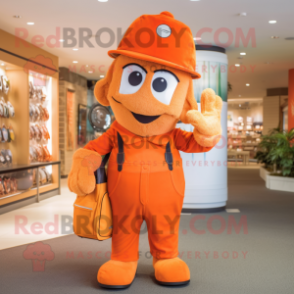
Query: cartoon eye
151 70 179 105
41 251 45 255
33 251 37 255
119 63 147 95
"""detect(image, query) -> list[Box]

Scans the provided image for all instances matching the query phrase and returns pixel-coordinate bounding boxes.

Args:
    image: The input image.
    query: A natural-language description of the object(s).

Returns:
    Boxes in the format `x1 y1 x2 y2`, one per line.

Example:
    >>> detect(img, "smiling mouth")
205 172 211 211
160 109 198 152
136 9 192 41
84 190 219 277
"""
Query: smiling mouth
112 96 160 124
131 112 160 124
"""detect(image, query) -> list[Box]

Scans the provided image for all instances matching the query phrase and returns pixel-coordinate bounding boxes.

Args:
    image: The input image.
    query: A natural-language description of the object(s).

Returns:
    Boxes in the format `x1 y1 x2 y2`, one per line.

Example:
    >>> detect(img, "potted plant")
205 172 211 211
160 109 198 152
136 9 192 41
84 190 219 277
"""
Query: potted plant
268 129 294 177
255 128 280 179
256 128 294 192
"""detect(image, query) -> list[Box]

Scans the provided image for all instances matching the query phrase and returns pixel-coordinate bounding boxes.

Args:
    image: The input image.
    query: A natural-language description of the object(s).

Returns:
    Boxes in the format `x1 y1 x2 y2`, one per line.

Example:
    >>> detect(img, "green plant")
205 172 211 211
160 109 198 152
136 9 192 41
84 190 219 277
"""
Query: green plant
255 131 279 169
255 128 294 177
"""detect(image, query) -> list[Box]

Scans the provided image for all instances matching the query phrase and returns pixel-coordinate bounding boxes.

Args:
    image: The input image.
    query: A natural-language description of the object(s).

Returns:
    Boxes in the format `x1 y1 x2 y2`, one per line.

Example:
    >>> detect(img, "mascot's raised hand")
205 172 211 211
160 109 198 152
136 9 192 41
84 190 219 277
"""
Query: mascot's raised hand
187 88 222 147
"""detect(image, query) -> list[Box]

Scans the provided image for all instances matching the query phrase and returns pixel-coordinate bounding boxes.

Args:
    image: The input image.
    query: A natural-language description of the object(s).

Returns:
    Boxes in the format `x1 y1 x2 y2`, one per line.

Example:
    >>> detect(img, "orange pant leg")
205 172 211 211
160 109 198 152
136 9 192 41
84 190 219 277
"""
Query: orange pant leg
144 168 185 260
108 162 143 262
111 210 143 261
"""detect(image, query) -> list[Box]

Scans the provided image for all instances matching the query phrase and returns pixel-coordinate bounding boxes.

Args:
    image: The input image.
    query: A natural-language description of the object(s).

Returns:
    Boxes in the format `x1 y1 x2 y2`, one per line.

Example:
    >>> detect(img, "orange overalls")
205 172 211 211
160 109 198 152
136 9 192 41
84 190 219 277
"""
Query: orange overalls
85 121 211 262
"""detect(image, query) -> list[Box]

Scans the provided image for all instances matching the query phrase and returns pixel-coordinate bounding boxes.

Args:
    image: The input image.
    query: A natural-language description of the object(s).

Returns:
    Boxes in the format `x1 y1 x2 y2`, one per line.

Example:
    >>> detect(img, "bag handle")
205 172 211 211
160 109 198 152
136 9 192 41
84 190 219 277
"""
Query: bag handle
95 153 110 184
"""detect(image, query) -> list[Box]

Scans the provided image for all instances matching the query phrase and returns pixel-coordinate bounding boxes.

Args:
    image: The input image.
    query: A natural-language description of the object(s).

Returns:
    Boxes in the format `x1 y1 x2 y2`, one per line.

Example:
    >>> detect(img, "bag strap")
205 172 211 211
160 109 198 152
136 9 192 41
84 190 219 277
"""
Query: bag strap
165 142 173 171
95 153 110 184
117 132 125 172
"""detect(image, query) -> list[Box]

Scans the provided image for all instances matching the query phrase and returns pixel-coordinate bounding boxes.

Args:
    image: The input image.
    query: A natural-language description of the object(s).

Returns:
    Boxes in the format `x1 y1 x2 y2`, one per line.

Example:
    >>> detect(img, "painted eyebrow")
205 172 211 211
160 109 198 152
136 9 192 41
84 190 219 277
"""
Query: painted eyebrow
153 69 179 82
122 63 147 73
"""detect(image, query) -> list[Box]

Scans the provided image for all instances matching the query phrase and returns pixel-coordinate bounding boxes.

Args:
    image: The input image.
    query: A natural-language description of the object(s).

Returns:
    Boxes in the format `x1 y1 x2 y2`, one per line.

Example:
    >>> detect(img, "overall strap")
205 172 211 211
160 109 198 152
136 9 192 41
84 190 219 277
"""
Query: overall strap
117 132 125 172
165 142 173 171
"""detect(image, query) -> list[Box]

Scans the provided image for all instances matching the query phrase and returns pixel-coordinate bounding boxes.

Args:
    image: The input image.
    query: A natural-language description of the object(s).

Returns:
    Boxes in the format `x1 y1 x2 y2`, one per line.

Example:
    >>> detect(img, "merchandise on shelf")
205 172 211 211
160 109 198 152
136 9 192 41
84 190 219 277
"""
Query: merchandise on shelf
0 149 12 166
29 72 52 163
14 170 33 190
29 144 51 163
33 167 52 186
0 176 17 195
1 75 10 95
0 97 15 119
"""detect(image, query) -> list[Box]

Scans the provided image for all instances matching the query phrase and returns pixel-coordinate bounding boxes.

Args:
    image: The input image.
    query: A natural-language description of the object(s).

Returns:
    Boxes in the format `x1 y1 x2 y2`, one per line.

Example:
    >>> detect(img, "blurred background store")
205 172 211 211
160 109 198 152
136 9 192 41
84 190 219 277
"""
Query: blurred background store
0 1 293 293
0 0 293 214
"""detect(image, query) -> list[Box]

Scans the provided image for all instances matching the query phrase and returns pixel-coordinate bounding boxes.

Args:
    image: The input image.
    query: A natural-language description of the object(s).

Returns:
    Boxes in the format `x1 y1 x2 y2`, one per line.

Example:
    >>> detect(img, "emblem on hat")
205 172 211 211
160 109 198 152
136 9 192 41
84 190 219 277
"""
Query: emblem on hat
156 24 171 38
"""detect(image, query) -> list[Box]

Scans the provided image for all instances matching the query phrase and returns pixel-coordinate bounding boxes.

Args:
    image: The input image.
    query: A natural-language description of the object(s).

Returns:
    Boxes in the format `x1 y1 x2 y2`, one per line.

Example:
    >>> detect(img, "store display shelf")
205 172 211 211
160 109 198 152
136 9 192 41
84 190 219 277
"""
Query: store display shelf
0 182 59 206
0 161 60 207
0 161 60 174
0 190 24 200
242 143 258 146
0 188 36 206
31 182 59 193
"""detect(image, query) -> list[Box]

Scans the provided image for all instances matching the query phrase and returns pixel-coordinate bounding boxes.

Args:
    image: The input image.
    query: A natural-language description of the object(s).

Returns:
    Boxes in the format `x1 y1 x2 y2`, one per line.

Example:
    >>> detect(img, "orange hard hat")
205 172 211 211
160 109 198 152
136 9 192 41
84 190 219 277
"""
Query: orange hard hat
108 11 201 79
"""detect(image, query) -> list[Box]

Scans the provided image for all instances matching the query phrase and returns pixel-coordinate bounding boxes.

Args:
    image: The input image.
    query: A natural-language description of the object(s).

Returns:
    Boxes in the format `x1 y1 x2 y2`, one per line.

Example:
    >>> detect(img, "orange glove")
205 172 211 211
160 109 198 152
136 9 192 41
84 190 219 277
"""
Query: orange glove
186 88 222 147
68 149 102 196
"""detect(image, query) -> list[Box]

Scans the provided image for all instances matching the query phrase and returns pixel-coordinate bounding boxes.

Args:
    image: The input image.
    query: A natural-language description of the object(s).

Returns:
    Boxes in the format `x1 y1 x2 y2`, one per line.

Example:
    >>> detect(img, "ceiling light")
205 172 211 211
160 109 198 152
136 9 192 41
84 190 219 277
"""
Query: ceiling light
239 12 247 17
98 0 108 2
239 104 241 107
86 65 89 67
269 20 277 24
239 95 241 97
59 39 64 42
88 71 93 73
13 15 21 18
27 22 34 25
271 36 279 39
235 64 240 67
240 52 246 55
1 63 4 66
193 37 201 41
100 75 105 78
73 61 78 63
246 83 250 86
73 48 79 51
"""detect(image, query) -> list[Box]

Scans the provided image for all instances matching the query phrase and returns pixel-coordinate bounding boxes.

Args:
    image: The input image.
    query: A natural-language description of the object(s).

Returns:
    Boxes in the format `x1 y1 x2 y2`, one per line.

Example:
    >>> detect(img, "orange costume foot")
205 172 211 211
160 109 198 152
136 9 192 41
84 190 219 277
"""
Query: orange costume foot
97 260 138 289
153 257 190 286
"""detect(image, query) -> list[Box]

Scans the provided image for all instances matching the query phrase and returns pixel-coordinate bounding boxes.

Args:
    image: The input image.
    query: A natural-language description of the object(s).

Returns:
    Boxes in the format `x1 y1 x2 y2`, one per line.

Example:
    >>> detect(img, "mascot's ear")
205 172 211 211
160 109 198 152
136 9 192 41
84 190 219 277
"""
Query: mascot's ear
179 79 198 124
94 61 115 106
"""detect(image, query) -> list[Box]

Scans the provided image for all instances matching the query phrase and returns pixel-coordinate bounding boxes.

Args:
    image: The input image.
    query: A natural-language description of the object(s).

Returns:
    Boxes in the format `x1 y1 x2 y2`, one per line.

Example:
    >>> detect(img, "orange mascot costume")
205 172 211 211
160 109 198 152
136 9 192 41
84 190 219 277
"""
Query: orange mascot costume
68 11 222 288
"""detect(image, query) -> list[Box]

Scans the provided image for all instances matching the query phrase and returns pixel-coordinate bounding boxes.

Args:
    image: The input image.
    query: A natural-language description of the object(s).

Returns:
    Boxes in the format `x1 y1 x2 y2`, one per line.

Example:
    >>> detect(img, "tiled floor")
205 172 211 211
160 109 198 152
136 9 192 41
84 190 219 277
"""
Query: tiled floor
1 169 293 294
0 163 263 250
0 179 75 250
227 161 261 169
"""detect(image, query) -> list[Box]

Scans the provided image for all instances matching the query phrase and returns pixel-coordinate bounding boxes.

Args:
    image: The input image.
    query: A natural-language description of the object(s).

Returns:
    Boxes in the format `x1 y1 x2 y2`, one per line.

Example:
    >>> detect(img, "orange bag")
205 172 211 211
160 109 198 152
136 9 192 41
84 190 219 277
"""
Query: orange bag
73 154 112 240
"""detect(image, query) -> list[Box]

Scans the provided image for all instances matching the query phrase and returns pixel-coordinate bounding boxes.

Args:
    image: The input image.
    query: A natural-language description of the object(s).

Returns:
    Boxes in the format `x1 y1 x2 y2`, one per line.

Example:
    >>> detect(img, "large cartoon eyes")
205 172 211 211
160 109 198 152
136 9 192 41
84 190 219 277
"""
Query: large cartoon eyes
151 70 179 105
119 64 147 94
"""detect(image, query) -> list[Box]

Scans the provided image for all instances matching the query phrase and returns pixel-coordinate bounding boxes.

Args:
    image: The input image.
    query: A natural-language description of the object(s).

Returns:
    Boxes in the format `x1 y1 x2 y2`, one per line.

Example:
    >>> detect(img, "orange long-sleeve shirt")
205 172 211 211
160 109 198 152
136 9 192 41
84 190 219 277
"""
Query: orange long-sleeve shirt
84 121 212 155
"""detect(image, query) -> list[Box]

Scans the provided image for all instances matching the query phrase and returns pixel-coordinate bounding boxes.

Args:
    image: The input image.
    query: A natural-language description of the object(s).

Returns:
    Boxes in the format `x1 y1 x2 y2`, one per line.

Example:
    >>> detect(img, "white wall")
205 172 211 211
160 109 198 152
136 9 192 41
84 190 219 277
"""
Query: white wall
263 96 280 135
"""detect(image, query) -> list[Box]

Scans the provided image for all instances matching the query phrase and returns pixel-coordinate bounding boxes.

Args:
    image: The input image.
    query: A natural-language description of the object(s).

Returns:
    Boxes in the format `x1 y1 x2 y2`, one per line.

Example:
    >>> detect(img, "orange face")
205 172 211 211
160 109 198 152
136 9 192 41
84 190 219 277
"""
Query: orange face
95 55 196 137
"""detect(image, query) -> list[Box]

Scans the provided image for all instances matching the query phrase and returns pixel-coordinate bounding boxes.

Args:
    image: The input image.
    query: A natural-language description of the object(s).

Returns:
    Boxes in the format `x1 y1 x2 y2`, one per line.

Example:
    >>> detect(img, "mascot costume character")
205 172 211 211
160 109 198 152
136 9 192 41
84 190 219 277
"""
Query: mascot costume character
68 11 222 289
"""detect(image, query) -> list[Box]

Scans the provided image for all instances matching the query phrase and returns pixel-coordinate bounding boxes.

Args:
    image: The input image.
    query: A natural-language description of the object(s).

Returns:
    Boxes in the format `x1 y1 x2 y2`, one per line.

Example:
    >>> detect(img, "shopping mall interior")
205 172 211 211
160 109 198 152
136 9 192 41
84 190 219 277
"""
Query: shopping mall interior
0 1 293 293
